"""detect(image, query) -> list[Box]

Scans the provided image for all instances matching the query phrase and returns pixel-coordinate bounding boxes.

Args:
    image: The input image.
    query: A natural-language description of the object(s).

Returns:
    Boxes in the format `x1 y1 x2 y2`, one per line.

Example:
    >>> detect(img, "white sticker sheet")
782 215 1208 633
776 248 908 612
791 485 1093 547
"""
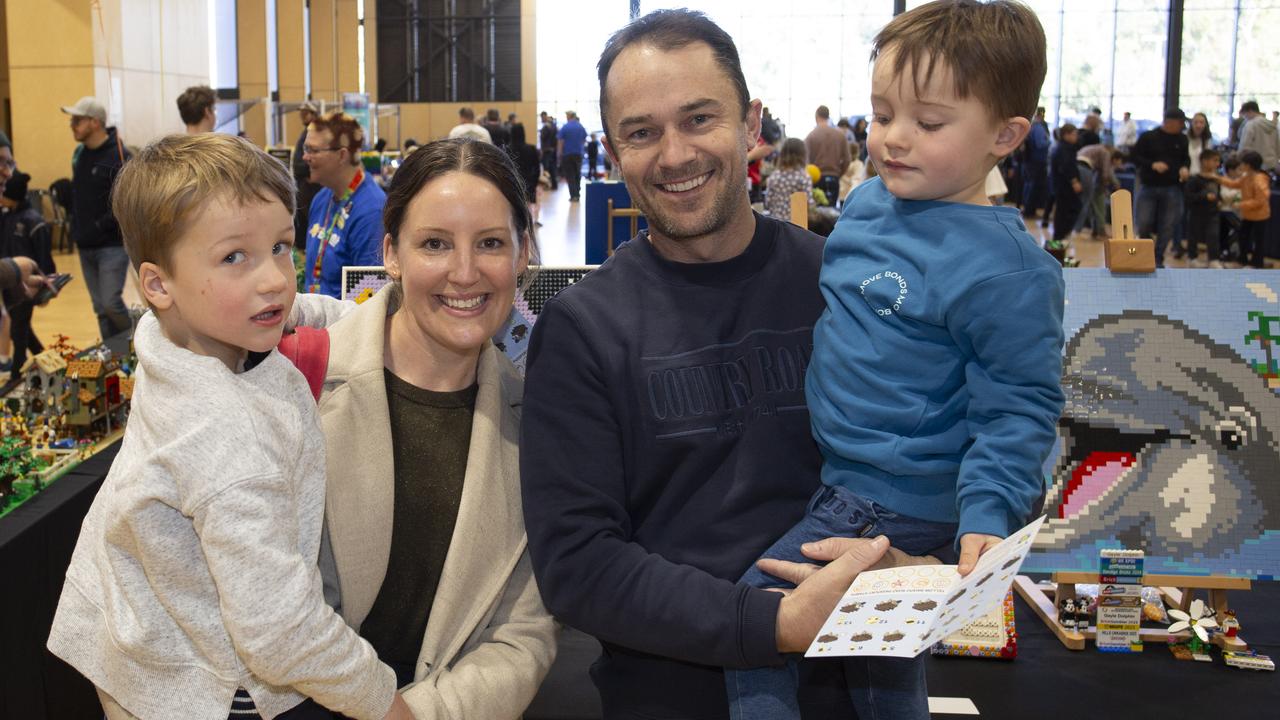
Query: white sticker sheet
805 516 1046 658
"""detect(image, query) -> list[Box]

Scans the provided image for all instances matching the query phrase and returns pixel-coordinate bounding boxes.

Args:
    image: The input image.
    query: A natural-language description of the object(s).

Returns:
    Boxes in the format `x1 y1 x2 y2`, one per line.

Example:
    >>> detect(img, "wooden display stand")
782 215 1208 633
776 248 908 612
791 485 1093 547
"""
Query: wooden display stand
1014 572 1251 651
1104 189 1156 273
606 198 644 256
789 191 809 229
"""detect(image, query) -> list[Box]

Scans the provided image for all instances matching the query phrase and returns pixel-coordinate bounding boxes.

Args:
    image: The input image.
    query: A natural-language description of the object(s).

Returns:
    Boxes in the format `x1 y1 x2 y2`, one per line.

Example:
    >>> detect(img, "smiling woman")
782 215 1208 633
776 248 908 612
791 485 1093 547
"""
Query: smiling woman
301 138 555 719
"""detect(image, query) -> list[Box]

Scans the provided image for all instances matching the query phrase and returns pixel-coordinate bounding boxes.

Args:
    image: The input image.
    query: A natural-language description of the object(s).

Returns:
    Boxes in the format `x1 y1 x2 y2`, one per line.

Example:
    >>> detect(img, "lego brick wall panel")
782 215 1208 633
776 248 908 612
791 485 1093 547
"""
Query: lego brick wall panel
1027 269 1280 579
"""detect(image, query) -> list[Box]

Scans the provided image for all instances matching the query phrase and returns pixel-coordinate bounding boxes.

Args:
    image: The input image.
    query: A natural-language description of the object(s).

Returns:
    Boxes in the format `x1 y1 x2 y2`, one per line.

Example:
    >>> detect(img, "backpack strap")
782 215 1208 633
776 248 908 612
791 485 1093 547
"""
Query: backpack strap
278 326 330 402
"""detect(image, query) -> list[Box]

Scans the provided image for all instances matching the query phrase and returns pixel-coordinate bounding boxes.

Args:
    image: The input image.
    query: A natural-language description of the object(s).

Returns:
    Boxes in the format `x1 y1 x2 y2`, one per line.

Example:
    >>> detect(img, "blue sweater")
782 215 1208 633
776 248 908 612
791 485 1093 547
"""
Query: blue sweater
807 178 1065 540
305 175 386 298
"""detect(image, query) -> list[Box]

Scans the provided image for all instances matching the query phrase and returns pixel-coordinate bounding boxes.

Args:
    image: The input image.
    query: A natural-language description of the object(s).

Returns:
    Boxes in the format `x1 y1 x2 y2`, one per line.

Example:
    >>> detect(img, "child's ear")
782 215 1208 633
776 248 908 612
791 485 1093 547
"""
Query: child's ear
138 261 174 311
993 116 1032 158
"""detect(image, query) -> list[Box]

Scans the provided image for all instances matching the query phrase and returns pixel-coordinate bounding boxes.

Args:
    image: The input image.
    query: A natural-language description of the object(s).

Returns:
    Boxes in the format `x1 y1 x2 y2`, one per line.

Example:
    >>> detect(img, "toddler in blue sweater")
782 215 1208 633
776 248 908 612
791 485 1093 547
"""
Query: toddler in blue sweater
727 3 1066 719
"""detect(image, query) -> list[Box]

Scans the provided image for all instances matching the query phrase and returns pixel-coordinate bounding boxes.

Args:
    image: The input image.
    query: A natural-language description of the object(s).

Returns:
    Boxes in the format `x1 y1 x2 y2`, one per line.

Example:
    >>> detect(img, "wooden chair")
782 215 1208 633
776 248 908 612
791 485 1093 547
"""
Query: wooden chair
607 198 644 256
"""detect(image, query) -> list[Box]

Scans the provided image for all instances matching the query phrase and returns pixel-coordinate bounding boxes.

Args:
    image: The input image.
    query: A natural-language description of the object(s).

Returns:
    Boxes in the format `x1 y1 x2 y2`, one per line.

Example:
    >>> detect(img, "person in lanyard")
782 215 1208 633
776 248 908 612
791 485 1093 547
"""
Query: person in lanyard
304 111 386 298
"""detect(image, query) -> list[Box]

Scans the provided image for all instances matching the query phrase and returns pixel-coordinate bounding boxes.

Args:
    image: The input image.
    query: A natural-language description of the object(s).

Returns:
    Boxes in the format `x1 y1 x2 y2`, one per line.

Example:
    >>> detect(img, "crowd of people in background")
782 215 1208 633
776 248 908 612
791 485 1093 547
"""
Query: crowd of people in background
743 98 1276 266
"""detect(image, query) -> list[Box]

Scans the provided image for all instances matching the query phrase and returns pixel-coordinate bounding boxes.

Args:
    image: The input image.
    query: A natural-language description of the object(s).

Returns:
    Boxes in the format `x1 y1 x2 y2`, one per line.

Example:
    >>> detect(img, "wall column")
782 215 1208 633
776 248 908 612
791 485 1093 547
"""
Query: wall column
237 0 268 145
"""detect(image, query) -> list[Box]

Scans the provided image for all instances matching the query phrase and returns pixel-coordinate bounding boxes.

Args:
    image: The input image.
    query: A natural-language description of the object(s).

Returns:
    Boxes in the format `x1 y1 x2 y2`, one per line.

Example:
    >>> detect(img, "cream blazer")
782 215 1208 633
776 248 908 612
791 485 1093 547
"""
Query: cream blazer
316 287 557 719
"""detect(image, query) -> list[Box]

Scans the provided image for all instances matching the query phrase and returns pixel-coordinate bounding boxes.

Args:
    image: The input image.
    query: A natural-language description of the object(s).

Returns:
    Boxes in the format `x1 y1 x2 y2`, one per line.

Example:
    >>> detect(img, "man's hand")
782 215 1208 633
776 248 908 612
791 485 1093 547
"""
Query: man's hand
382 692 414 720
1178 167 1190 182
957 533 1002 576
13 256 44 299
1208 192 1217 202
1152 161 1170 174
761 536 889 653
797 536 941 570
1071 178 1083 194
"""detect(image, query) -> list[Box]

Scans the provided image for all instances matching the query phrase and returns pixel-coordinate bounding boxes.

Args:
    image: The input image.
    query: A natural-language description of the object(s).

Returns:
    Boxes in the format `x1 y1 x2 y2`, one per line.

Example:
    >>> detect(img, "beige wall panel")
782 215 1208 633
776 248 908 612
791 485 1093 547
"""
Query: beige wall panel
8 66 95 188
397 104 433 144
1 1 10 134
277 0 306 101
238 0 269 145
119 0 162 75
521 0 535 104
336 0 358 94
310 0 336 101
363 0 377 100
119 67 165 144
161 0 211 78
6 0 94 68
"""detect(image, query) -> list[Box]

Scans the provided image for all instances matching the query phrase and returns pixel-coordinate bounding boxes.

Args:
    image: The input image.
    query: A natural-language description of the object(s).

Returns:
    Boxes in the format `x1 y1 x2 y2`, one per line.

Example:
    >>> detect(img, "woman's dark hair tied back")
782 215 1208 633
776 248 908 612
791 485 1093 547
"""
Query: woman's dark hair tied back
382 138 538 264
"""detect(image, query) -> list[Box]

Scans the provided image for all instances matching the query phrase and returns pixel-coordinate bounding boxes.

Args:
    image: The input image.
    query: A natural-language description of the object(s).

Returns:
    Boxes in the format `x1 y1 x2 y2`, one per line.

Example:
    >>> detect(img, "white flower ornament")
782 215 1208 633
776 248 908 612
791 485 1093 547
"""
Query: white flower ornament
1168 598 1218 643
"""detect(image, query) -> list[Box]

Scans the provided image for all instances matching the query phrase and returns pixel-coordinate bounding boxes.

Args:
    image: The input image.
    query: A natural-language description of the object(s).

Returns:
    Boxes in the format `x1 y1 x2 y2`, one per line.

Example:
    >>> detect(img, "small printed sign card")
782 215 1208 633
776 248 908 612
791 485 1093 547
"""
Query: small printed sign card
805 516 1046 658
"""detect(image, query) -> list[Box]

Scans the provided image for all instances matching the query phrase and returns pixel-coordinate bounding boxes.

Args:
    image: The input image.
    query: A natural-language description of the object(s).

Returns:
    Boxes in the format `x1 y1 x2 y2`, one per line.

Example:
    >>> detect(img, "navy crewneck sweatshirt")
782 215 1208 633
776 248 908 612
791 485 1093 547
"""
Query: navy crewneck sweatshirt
521 214 829 718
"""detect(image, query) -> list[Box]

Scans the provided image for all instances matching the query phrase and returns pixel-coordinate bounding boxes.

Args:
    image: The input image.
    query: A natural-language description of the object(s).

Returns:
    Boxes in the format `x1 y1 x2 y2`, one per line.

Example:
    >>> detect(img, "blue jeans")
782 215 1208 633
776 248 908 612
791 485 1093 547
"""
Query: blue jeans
1135 185 1183 267
78 245 133 354
726 485 959 720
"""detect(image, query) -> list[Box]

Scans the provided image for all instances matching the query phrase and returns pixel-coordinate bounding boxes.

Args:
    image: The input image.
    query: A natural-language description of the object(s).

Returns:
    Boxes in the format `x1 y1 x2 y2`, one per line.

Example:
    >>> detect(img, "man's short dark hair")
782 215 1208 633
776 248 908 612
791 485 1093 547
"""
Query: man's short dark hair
487 108 501 122
1200 148 1221 163
597 9 750 137
1241 100 1260 114
177 85 216 126
459 107 476 122
816 105 831 120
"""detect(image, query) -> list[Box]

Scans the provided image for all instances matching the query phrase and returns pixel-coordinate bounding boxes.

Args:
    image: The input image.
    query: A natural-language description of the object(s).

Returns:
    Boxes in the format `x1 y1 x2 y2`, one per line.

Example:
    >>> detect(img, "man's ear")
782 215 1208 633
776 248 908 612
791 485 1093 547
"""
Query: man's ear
138 261 173 311
602 133 620 169
993 116 1032 159
745 99 763 151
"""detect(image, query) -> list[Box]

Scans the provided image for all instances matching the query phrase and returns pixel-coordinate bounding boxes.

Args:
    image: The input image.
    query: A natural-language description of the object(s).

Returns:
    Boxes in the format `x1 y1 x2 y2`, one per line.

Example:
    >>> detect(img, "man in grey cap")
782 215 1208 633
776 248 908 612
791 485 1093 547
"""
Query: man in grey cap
294 101 321 248
61 95 132 352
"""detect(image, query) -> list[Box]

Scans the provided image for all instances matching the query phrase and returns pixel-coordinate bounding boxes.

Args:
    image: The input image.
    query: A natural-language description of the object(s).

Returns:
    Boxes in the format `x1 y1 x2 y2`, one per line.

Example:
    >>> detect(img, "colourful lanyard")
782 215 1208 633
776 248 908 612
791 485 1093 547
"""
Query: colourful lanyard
309 169 365 293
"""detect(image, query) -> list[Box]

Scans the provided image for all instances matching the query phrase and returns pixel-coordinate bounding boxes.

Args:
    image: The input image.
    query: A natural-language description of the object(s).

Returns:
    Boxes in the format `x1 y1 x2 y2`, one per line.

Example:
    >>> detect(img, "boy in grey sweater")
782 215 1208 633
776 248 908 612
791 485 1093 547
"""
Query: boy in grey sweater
47 134 411 720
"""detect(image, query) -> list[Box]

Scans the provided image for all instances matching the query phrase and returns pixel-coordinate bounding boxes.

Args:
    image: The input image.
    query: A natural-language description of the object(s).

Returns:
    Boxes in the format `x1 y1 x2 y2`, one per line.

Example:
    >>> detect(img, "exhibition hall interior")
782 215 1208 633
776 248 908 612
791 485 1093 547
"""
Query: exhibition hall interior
2 0 1280 718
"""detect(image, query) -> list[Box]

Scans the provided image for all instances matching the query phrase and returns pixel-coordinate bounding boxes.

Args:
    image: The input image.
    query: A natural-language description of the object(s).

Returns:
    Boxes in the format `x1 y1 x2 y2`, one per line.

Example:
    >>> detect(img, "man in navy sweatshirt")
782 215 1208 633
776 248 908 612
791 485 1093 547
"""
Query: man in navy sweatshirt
520 9 892 719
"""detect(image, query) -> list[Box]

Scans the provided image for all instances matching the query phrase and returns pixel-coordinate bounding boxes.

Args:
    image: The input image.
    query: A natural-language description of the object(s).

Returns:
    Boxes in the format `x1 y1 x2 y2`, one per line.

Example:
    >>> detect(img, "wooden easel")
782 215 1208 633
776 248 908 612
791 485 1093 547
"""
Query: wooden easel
1014 572 1252 651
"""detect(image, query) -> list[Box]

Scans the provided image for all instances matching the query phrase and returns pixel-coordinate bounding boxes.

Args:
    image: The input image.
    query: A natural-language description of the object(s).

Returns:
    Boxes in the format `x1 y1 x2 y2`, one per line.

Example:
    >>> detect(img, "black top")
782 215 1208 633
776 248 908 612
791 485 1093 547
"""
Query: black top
512 144 542 200
360 371 477 686
521 214 829 718
1185 174 1219 211
1 205 55 274
292 129 310 182
70 127 129 249
1078 129 1101 148
1131 128 1190 187
539 122 557 153
1051 140 1081 194
486 122 511 154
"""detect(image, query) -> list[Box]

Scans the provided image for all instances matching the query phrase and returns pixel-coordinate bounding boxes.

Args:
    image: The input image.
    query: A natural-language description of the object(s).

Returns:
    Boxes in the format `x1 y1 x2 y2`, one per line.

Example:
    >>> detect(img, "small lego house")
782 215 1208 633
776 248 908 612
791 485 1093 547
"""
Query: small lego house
63 358 128 437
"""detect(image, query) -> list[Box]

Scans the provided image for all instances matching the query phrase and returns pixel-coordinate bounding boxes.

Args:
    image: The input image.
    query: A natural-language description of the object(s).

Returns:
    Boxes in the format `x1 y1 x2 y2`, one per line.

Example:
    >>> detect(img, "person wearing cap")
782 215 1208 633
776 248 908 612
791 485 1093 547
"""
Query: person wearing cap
1238 100 1280 173
177 85 217 134
293 101 321 248
1 167 56 372
1131 108 1191 267
61 95 132 351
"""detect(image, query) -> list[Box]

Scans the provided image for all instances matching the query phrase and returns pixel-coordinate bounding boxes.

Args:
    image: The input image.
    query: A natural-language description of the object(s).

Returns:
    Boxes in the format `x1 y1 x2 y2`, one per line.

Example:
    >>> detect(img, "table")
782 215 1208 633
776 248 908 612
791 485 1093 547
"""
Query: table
0 442 117 719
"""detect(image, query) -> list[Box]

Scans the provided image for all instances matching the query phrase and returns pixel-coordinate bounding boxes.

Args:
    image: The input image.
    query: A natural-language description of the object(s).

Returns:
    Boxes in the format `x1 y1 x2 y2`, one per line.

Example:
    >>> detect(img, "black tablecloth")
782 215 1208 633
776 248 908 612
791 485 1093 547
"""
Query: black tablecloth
0 443 117 720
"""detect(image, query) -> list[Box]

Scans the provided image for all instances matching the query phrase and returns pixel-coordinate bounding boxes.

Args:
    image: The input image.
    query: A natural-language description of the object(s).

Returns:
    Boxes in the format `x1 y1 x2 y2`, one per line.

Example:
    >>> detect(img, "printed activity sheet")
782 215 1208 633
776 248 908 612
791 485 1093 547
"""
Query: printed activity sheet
805 516 1046 658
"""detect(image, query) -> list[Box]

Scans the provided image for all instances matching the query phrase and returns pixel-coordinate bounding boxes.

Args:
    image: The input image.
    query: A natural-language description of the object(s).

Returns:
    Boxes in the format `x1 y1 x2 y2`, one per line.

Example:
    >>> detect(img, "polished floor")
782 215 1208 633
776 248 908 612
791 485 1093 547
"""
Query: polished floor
14 181 1267 363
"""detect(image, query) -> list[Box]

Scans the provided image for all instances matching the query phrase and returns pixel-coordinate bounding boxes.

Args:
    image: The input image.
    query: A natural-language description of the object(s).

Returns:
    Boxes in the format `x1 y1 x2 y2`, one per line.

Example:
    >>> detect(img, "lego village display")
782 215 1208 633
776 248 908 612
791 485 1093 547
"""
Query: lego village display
0 336 134 518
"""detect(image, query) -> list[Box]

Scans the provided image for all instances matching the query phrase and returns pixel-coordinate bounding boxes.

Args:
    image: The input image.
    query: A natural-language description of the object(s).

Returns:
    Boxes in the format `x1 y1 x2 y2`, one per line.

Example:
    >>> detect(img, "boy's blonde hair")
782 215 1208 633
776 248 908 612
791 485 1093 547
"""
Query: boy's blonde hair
113 133 296 272
872 0 1046 122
